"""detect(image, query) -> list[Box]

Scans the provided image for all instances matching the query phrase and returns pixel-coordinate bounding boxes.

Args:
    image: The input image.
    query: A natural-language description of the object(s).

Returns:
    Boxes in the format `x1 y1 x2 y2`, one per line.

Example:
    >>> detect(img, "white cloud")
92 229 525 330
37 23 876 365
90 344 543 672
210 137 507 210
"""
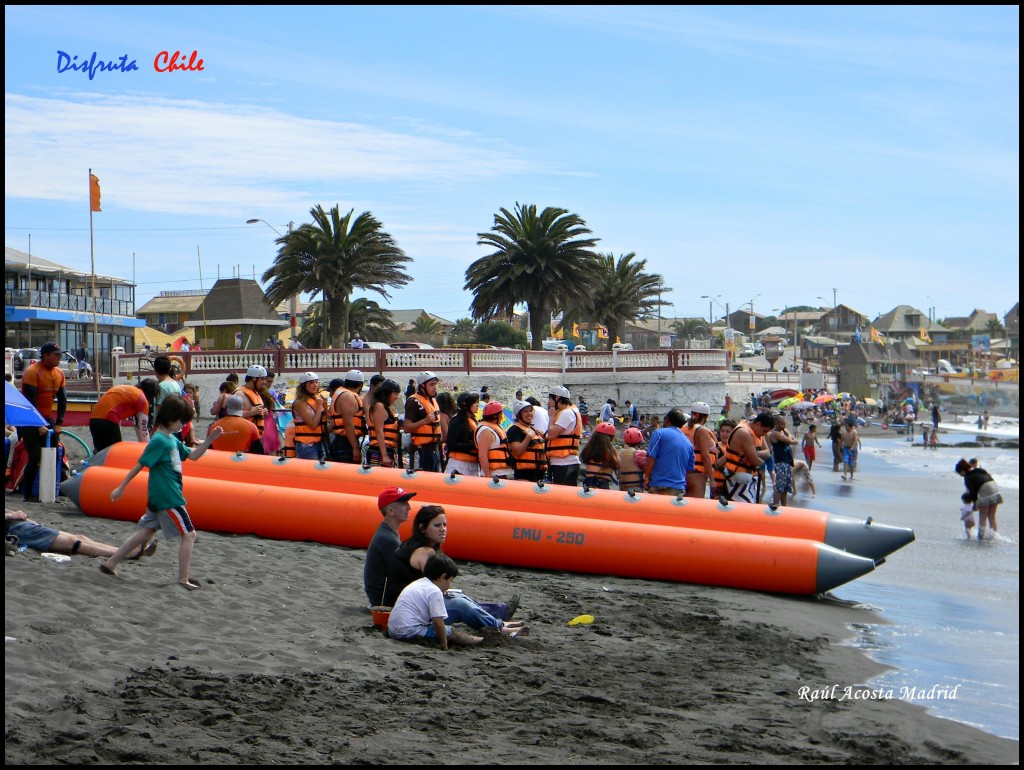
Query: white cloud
4 92 547 217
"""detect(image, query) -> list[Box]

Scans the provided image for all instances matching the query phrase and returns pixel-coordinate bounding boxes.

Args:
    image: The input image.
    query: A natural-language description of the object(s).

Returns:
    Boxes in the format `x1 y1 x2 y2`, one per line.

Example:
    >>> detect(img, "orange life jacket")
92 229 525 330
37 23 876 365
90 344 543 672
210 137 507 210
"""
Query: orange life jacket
369 405 400 450
330 389 366 439
546 405 581 459
408 393 441 448
292 395 325 444
682 422 714 474
448 416 479 463
238 385 265 436
511 421 547 473
476 422 511 473
725 425 760 475
617 448 644 490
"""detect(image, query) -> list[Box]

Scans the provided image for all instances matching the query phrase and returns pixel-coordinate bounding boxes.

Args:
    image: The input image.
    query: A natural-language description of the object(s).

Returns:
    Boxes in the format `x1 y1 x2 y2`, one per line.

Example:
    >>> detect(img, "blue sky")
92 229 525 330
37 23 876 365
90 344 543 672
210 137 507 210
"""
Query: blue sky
5 6 1019 326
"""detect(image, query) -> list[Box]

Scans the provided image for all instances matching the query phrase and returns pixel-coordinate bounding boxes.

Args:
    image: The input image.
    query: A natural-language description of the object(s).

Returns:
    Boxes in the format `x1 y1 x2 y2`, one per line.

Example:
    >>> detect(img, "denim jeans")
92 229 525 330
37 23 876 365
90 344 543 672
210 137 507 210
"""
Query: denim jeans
444 593 504 629
295 442 321 461
417 447 442 473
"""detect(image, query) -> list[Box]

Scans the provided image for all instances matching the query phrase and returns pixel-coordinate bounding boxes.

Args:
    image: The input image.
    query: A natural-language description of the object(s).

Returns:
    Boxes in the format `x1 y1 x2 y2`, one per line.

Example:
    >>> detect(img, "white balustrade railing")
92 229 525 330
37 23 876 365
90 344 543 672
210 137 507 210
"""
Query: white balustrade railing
112 347 730 379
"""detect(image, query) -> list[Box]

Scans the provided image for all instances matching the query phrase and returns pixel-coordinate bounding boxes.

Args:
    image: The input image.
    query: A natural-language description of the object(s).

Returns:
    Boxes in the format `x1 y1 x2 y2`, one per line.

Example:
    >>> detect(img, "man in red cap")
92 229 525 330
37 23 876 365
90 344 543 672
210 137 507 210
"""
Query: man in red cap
363 487 415 607
19 341 67 502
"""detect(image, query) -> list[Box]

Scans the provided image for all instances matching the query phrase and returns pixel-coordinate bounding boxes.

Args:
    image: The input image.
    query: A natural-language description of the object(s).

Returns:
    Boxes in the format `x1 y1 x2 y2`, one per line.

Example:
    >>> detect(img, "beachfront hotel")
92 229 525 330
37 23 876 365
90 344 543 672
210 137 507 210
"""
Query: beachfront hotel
4 246 144 376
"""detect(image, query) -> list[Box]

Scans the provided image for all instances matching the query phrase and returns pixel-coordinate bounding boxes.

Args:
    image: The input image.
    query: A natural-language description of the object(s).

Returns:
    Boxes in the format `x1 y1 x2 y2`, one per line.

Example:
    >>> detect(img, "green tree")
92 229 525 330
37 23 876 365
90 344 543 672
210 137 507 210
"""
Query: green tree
299 297 396 347
985 318 1005 338
411 313 442 337
588 253 668 350
474 321 528 348
449 318 477 346
465 203 601 350
671 318 709 346
262 205 412 348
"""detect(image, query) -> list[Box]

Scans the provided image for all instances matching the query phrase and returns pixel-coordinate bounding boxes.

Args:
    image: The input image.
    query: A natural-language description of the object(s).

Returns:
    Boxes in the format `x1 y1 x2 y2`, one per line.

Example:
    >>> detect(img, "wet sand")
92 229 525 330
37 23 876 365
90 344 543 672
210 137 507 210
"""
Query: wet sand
4 425 1019 764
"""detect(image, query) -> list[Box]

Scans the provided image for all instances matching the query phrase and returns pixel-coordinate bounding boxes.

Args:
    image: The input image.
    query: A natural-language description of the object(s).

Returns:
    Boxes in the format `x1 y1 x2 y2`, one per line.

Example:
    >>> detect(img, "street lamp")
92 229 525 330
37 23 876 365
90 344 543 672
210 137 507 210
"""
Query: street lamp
247 218 296 341
701 294 726 326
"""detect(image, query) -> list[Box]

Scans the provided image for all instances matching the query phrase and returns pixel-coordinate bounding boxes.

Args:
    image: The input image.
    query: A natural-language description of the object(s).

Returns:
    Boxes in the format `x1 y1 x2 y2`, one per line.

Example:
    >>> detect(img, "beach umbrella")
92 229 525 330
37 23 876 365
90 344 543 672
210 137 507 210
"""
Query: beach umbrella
863 397 877 406
5 381 48 428
778 396 802 409
813 393 836 405
792 401 817 411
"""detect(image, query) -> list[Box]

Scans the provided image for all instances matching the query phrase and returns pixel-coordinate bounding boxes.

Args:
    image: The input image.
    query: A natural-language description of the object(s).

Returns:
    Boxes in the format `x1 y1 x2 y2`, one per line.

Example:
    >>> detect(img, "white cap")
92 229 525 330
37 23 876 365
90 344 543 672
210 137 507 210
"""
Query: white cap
246 365 268 379
691 401 711 415
298 372 319 385
549 385 571 399
225 393 245 417
513 400 533 416
416 371 439 386
344 369 364 383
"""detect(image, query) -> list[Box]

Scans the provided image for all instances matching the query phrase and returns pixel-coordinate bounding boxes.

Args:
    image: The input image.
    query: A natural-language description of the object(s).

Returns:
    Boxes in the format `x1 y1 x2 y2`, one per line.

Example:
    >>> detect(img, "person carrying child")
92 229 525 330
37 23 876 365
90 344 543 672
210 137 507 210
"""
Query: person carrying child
100 395 224 590
959 492 976 540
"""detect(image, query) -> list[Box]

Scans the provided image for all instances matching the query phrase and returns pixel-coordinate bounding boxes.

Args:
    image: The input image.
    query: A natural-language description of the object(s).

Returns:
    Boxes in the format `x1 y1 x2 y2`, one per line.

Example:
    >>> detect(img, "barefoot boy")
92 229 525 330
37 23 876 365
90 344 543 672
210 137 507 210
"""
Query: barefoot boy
387 553 485 650
101 395 222 590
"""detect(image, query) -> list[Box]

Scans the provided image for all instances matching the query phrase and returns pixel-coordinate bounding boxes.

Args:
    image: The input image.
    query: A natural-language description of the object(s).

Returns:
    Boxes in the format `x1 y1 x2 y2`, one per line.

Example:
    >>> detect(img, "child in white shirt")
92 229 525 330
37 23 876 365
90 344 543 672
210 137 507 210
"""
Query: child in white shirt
959 492 976 539
387 554 483 650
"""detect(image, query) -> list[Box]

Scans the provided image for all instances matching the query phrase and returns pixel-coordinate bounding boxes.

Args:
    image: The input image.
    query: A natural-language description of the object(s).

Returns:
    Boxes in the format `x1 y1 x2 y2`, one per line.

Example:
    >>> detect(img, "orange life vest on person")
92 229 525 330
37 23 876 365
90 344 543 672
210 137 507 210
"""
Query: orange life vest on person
448 416 479 463
725 424 760 475
682 422 714 474
617 448 644 490
476 422 511 473
546 405 582 459
330 389 366 439
369 404 400 450
238 385 265 436
292 395 325 444
512 421 547 473
281 424 297 458
408 393 441 448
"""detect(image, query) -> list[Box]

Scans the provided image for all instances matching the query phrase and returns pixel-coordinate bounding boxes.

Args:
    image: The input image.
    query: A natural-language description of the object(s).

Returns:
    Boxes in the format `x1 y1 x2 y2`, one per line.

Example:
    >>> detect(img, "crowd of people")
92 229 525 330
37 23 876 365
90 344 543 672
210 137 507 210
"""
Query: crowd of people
6 342 1008 646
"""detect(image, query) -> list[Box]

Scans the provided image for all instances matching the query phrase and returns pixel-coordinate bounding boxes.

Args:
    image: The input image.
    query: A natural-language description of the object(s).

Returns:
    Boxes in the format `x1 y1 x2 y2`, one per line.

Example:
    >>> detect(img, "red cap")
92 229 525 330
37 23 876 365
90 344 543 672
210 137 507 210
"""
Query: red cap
483 401 504 416
378 486 416 510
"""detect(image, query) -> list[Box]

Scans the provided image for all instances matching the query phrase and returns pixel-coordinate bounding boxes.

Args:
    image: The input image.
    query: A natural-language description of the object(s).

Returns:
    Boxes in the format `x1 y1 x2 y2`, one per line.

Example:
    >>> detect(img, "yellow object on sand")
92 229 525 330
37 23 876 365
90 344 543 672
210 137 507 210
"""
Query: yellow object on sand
568 614 595 626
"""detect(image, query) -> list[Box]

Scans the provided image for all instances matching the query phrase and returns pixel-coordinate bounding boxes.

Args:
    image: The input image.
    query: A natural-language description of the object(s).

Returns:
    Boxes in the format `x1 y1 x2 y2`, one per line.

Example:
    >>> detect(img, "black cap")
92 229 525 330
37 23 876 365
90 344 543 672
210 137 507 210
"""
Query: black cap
40 341 61 355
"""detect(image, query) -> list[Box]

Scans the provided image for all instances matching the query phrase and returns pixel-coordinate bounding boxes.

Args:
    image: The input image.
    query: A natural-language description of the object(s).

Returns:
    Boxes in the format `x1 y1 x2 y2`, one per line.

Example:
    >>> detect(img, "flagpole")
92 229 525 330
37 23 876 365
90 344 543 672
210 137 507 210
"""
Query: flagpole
89 168 100 400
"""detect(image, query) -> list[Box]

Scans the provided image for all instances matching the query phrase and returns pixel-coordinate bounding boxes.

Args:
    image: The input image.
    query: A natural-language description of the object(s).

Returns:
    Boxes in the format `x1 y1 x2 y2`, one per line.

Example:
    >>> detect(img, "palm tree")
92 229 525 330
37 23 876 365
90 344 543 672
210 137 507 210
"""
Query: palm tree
465 203 601 350
411 313 442 337
588 253 668 350
298 297 397 347
262 205 412 348
449 317 477 346
671 318 710 347
985 318 1005 339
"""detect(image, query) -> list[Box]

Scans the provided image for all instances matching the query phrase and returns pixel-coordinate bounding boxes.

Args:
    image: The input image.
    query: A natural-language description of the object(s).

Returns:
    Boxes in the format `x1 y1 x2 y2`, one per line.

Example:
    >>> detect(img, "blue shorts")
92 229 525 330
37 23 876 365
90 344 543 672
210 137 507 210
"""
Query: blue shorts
7 521 59 551
842 448 858 465
422 623 452 642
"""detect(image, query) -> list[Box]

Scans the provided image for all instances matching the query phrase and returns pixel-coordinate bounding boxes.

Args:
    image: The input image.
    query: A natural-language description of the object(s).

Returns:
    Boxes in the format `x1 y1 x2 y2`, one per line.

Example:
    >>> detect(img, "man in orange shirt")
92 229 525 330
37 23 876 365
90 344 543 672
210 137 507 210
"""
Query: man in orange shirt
18 341 67 502
207 394 262 453
89 380 160 451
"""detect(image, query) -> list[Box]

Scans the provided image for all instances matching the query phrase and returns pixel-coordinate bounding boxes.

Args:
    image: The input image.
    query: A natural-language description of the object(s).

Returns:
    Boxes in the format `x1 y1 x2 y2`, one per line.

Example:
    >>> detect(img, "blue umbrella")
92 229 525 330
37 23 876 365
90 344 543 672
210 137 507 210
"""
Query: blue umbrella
5 381 48 428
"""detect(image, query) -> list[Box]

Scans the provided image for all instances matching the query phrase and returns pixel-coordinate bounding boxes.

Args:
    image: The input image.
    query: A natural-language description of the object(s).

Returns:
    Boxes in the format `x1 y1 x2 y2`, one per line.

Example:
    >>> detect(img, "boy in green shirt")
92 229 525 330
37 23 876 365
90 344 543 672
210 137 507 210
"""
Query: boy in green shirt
101 395 223 590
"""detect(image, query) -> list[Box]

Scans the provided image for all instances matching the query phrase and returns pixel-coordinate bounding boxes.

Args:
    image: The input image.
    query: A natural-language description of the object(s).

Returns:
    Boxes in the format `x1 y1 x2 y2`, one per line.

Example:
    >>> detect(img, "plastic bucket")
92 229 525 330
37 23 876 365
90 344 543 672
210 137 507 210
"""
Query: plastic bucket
370 606 391 630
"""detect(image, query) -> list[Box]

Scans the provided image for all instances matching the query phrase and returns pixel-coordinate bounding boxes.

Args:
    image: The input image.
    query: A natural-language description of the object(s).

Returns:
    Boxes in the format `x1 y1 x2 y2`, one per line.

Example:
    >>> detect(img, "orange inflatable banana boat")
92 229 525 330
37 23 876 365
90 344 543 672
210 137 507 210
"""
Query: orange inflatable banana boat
61 465 875 594
83 444 914 562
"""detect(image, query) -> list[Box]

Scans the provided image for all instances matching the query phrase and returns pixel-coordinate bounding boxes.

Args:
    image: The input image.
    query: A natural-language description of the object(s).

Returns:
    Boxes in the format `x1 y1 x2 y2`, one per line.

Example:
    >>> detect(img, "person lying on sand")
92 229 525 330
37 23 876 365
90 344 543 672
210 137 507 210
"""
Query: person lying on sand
5 509 156 560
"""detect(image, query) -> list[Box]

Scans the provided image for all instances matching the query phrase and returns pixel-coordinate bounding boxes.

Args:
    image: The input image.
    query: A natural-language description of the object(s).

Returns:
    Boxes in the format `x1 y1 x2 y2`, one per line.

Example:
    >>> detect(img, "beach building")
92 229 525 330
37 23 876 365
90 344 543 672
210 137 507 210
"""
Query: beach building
837 341 920 400
136 290 206 334
5 246 144 375
182 278 287 350
815 304 870 344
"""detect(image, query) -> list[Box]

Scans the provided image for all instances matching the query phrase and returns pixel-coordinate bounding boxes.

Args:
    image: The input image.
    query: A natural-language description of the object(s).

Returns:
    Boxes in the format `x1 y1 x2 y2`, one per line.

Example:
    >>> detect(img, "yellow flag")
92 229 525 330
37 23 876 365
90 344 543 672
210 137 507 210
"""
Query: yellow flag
598 325 609 339
615 336 621 344
919 326 931 343
870 327 884 344
572 322 580 339
89 173 101 212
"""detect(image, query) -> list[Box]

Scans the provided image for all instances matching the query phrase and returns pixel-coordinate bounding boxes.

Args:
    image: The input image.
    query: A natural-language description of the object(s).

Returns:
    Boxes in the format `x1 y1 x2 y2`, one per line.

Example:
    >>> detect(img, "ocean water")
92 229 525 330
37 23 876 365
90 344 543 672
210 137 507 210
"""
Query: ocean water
812 435 1019 740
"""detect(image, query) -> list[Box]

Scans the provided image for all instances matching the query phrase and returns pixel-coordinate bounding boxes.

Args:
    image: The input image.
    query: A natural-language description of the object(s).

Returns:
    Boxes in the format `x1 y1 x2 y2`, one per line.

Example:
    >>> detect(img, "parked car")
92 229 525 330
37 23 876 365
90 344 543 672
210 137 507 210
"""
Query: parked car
612 342 633 351
738 344 757 358
11 348 80 378
389 342 435 350
361 341 393 350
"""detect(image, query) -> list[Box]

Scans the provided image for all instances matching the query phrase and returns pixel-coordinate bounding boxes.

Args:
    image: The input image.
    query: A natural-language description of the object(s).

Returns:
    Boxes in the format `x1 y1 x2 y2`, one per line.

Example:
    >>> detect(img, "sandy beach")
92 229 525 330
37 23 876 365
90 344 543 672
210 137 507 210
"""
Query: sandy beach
4 424 1020 764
